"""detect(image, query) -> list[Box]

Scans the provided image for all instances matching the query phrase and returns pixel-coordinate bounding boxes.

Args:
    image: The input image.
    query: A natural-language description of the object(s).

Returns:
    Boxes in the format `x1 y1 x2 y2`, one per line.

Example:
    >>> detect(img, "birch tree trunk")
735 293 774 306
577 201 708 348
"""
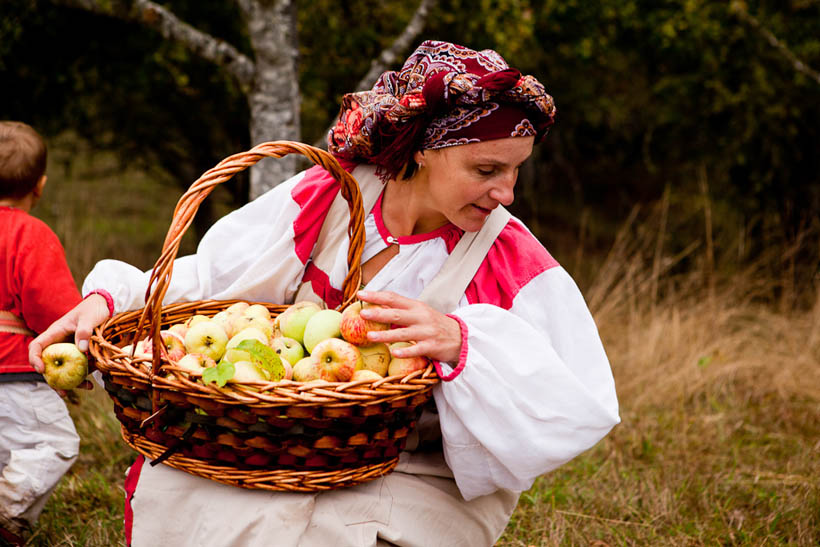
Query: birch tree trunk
241 0 301 198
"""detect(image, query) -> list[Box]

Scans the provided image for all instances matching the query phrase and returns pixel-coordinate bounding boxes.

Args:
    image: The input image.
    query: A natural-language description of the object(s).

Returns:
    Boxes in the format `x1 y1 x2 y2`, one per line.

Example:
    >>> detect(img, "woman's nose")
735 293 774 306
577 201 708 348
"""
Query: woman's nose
489 176 516 206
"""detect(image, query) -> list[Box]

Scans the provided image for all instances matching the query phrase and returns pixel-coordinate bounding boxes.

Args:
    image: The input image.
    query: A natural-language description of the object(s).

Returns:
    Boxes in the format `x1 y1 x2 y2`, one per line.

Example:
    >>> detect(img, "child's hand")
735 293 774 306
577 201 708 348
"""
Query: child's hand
29 294 111 375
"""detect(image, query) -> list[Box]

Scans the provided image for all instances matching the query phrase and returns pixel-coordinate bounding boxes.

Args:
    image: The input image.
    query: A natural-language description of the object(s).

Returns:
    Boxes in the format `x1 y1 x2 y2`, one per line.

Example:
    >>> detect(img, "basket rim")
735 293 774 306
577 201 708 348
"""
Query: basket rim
90 298 440 409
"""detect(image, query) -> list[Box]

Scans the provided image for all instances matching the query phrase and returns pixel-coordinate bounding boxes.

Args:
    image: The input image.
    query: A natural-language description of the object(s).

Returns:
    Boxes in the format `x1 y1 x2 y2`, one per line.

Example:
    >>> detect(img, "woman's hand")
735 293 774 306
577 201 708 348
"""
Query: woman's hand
29 293 111 375
356 290 463 364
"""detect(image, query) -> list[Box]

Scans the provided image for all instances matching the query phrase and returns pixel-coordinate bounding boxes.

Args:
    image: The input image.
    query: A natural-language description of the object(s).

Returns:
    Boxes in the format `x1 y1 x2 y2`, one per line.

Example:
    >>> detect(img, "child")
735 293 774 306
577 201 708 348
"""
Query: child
0 121 82 546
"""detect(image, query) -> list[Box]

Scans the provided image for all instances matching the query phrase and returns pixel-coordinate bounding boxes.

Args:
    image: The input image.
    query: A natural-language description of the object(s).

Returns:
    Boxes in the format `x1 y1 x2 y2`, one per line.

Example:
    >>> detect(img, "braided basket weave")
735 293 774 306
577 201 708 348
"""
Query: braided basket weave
88 142 439 492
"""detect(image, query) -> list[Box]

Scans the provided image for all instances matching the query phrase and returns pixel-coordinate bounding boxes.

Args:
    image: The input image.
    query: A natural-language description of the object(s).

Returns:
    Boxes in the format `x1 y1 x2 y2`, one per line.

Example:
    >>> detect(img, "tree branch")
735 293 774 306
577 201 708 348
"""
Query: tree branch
731 1 820 86
53 0 256 88
314 0 439 148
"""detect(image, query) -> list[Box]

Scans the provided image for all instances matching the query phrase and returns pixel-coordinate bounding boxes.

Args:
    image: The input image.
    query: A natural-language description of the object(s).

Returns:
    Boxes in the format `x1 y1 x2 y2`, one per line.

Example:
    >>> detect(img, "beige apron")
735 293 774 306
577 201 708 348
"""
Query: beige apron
130 166 518 547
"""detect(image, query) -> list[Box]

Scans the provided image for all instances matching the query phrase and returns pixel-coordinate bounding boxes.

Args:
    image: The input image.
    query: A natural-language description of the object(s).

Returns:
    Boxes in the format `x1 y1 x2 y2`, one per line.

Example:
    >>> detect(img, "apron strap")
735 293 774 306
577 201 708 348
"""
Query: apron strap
0 310 35 336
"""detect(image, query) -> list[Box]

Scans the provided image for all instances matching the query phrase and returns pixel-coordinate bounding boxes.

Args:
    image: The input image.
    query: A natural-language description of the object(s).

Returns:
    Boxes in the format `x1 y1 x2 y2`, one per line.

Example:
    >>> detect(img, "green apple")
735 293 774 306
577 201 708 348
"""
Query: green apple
387 342 428 377
274 301 322 345
357 343 391 376
184 320 229 361
228 360 269 384
41 342 88 390
292 355 321 382
271 336 305 365
311 338 363 382
223 327 269 363
302 309 343 354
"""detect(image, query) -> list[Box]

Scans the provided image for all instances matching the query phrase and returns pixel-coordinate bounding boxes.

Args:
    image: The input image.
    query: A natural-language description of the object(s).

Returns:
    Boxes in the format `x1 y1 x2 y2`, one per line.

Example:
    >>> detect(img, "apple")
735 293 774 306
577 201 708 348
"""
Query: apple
223 326 269 364
311 338 363 382
159 330 187 362
340 301 390 345
224 301 250 316
168 323 188 339
175 353 216 377
184 320 229 361
230 315 273 341
357 343 391 376
281 360 294 380
351 369 384 383
291 355 321 381
184 314 211 328
302 309 343 354
274 301 322 344
228 360 269 384
271 336 304 365
387 342 428 376
122 339 152 360
211 311 237 339
41 342 88 390
244 304 271 322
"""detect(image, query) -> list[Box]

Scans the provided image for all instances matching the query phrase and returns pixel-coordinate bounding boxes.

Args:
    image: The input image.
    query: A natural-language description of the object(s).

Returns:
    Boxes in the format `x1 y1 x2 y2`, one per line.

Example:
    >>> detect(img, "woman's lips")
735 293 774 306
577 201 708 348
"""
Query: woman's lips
472 204 493 215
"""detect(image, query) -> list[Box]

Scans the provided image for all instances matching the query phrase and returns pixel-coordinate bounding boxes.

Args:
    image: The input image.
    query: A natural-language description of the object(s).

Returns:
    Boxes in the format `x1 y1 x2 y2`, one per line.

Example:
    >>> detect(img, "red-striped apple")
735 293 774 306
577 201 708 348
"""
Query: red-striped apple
312 338 363 382
340 301 390 345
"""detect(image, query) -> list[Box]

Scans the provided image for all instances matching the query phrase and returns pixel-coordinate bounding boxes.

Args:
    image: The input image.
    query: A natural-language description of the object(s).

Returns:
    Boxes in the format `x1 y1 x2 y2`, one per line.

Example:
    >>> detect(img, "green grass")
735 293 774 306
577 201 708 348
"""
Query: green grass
20 139 820 546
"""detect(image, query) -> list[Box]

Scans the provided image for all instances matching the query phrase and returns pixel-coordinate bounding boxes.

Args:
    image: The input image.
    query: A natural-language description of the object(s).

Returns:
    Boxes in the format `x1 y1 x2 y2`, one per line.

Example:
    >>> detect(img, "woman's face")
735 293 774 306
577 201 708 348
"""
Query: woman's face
414 136 534 232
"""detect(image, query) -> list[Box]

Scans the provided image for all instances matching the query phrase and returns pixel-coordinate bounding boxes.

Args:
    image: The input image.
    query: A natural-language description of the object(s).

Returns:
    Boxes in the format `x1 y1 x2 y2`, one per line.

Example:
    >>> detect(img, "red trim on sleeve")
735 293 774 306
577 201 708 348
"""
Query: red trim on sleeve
434 313 469 382
464 219 559 309
290 158 360 265
84 289 114 318
300 262 344 309
123 454 145 546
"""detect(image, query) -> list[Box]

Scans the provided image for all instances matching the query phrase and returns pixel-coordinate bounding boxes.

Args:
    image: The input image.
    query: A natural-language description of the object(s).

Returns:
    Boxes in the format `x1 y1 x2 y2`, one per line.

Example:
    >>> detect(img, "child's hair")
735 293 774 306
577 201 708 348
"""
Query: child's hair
0 121 47 199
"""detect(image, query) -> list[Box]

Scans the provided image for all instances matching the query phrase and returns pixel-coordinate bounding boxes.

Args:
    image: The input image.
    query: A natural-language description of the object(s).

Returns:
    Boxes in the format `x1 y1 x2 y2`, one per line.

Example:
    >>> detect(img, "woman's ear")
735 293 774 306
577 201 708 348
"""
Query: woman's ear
413 150 425 168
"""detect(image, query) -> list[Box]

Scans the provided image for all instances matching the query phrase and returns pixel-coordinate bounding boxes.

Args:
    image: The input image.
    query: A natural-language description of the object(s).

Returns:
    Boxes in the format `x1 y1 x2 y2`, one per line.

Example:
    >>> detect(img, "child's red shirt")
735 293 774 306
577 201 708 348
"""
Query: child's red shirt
1 206 81 375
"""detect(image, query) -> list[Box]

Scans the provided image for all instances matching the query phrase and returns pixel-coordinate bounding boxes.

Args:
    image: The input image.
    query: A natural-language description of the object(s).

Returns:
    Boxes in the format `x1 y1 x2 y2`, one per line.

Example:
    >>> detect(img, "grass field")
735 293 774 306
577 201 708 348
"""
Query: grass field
22 141 820 546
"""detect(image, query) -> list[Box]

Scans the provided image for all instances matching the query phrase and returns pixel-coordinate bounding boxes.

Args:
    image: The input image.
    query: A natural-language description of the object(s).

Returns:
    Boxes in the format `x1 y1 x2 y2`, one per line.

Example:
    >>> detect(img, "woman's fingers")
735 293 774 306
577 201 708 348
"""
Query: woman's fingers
357 290 462 363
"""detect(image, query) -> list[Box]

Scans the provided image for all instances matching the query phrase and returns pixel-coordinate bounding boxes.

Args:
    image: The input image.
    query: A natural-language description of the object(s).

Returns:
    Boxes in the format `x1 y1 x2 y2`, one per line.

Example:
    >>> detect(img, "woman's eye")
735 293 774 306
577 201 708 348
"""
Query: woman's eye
477 167 495 176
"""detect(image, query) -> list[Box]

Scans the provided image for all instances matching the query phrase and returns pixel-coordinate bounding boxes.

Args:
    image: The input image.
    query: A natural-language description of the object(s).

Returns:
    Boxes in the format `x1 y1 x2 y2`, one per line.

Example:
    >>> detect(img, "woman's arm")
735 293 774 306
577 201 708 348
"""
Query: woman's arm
437 267 618 500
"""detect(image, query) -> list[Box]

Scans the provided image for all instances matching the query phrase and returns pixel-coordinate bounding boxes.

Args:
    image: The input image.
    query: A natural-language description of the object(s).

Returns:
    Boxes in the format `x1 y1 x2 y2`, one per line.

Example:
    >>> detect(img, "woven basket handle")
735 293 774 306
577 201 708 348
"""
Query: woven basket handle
134 141 365 371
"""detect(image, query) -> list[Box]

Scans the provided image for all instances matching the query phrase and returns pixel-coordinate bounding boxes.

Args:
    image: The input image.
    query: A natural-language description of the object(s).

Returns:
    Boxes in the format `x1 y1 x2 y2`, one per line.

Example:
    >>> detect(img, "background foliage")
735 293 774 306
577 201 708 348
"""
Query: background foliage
2 0 818 258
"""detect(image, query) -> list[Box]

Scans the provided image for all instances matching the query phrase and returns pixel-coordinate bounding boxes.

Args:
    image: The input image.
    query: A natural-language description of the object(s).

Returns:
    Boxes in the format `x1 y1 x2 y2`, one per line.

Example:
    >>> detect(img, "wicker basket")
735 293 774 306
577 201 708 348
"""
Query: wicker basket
89 142 440 492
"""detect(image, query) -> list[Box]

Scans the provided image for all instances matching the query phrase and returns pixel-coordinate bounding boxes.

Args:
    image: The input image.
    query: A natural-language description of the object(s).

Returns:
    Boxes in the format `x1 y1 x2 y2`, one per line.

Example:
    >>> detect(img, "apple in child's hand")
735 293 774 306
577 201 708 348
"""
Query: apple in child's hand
41 342 88 390
271 336 304 365
302 309 343 354
184 320 229 361
387 342 428 377
312 338 363 382
357 343 391 376
340 301 390 346
291 355 321 382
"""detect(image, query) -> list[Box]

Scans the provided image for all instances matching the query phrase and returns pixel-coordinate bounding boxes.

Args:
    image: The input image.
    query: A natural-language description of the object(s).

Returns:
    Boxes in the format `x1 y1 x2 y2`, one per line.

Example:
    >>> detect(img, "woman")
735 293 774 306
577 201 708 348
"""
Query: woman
30 41 619 546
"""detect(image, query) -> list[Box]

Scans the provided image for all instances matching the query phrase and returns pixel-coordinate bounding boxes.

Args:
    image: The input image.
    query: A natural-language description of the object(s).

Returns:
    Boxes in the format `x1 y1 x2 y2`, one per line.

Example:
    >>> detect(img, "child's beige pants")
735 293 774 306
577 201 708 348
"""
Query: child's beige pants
0 381 80 533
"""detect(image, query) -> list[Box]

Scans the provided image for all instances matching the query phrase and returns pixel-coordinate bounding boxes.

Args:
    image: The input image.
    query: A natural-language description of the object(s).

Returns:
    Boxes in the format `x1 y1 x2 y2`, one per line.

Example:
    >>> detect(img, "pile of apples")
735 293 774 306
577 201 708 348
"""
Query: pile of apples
122 300 428 387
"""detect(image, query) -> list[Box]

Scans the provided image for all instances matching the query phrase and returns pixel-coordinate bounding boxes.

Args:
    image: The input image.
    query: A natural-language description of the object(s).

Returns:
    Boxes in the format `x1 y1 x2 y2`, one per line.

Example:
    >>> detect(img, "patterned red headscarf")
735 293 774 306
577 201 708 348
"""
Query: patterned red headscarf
328 40 557 181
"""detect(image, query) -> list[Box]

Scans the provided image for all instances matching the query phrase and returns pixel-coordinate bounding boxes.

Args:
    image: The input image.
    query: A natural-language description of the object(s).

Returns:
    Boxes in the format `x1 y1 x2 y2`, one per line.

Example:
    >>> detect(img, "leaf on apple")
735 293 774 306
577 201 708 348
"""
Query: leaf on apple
202 361 236 387
235 339 285 381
